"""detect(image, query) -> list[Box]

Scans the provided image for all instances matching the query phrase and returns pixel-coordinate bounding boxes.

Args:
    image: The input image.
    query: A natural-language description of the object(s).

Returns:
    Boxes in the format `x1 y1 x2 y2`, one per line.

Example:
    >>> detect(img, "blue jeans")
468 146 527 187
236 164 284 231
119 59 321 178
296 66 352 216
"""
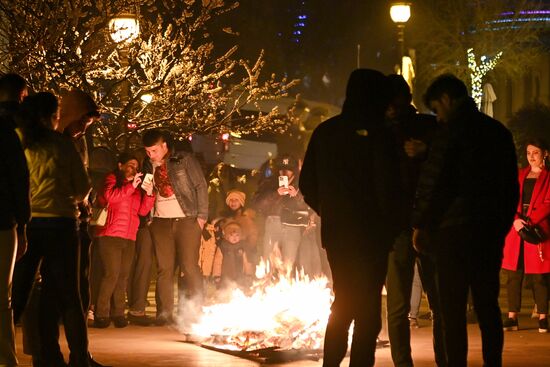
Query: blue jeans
262 216 302 268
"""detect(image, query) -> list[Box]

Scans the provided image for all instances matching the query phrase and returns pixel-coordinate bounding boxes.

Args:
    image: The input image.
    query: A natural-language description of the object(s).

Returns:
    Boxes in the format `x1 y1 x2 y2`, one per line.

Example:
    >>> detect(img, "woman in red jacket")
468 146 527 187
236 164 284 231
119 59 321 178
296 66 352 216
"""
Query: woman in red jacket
502 139 550 333
93 153 155 328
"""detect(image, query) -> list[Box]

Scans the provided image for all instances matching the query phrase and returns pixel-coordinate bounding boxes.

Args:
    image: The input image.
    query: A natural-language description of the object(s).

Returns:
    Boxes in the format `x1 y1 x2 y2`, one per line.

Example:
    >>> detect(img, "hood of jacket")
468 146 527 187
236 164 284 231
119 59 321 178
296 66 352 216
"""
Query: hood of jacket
58 89 99 132
341 69 391 128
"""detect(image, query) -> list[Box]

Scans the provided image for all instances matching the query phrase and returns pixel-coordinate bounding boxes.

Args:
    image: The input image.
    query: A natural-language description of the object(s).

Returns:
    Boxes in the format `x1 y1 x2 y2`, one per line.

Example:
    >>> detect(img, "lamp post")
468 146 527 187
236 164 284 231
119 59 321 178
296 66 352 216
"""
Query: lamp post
109 13 140 151
390 2 411 70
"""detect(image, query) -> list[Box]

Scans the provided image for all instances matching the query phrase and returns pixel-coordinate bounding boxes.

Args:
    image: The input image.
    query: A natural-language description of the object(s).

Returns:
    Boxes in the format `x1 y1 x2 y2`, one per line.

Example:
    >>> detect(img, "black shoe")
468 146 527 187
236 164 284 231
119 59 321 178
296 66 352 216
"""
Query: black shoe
127 312 154 326
539 318 548 333
155 315 174 326
502 317 518 331
112 316 128 328
87 353 111 367
93 317 111 328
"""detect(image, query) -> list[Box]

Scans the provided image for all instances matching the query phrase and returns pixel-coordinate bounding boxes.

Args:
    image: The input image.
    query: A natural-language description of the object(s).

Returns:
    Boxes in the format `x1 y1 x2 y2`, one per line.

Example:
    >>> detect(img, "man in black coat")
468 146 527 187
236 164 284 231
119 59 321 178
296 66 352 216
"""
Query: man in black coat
384 75 445 367
300 69 402 367
412 74 519 367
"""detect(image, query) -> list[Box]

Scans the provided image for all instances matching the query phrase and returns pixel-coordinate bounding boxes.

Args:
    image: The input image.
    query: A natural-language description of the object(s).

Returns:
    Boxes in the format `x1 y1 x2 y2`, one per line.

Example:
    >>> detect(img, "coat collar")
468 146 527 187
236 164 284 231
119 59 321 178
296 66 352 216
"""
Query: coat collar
521 167 549 216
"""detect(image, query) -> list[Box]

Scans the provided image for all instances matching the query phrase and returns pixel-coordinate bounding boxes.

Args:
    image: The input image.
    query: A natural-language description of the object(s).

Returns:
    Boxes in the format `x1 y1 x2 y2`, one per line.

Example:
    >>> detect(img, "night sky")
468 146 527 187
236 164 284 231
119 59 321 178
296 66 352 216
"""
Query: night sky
219 0 403 105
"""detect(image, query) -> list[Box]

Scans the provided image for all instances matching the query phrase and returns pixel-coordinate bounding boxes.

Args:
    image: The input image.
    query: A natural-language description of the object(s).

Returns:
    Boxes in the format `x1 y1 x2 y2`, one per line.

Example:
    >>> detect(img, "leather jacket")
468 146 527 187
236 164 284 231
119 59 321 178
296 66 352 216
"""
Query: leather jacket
143 150 208 220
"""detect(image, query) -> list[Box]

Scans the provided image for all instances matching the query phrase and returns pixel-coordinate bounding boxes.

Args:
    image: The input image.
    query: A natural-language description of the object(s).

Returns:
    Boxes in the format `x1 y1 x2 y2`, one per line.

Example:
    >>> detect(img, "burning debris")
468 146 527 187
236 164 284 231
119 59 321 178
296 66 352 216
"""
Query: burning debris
188 259 333 356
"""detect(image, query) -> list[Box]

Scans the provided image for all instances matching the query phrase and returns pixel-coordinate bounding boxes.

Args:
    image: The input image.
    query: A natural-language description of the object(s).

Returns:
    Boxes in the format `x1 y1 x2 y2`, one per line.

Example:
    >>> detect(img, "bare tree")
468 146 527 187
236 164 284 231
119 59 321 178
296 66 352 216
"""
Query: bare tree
0 0 298 151
410 0 544 105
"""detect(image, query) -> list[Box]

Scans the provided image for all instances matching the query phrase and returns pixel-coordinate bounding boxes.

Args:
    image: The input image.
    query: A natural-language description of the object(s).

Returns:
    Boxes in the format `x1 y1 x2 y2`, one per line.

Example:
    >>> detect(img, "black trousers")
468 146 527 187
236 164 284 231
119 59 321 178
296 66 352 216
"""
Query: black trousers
95 236 135 318
12 218 89 367
432 224 504 367
386 230 446 367
128 226 154 312
79 221 92 313
149 217 203 320
504 268 549 314
323 246 389 367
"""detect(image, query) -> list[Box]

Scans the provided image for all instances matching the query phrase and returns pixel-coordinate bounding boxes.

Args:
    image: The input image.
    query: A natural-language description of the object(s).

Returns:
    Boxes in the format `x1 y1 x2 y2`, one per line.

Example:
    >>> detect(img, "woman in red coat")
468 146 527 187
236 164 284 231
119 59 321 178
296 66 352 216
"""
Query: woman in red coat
502 139 550 333
93 153 155 328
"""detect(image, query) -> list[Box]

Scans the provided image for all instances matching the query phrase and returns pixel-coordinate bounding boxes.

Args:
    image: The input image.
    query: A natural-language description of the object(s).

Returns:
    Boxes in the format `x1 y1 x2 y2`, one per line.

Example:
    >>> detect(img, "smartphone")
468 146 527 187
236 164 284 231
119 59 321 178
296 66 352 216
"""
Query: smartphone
143 173 154 186
278 175 289 189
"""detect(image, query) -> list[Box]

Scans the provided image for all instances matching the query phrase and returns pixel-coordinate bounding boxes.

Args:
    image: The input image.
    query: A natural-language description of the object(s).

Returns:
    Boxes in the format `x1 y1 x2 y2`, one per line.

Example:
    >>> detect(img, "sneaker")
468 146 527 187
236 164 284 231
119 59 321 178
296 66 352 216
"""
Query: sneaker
502 317 518 331
539 318 548 333
93 317 111 328
112 316 128 328
87 309 95 327
409 318 419 329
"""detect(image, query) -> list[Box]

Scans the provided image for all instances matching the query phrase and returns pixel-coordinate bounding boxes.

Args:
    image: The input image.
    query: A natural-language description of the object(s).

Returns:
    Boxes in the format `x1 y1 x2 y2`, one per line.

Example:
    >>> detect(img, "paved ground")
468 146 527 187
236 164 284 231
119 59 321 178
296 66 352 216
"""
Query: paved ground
13 312 550 366
13 275 550 366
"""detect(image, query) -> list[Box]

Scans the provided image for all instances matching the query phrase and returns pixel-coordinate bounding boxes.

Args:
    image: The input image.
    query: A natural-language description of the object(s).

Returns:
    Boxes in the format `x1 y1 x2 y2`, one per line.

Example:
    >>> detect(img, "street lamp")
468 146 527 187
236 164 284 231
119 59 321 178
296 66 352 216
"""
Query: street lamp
109 14 140 43
390 2 411 67
108 13 140 151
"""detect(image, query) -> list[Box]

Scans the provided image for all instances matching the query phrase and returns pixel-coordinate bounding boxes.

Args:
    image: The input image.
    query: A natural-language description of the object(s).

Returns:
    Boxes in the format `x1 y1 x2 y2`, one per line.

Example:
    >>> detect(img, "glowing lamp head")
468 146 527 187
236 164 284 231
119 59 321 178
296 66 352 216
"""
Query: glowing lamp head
390 3 412 24
109 15 140 43
140 94 153 104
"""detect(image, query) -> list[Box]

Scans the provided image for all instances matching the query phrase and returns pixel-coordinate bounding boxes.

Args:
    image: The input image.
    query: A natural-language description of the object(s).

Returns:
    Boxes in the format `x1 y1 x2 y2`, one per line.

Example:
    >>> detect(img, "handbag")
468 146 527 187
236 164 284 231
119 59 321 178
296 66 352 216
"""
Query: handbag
91 206 108 226
518 219 546 245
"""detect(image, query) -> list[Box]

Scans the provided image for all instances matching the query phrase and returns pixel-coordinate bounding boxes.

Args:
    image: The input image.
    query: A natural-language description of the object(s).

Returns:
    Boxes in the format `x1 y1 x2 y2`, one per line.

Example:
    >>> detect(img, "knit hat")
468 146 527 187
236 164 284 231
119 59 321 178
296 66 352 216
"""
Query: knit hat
225 190 246 208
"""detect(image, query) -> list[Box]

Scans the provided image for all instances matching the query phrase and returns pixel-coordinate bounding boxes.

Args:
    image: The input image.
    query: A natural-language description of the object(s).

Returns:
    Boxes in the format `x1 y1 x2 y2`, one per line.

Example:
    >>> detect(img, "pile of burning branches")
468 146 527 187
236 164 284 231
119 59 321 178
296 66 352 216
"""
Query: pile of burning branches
188 259 333 357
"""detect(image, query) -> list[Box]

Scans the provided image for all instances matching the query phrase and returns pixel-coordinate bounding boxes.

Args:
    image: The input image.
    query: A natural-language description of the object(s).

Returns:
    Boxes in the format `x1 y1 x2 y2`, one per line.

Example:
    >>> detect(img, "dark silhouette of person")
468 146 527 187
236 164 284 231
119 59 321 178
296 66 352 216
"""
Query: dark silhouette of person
300 69 402 367
384 74 445 366
412 74 519 367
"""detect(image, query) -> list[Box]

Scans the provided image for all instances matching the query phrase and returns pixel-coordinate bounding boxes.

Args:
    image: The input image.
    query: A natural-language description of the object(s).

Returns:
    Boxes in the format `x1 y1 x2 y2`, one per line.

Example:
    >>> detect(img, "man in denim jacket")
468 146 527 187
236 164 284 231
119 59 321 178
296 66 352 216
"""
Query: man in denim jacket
142 129 208 326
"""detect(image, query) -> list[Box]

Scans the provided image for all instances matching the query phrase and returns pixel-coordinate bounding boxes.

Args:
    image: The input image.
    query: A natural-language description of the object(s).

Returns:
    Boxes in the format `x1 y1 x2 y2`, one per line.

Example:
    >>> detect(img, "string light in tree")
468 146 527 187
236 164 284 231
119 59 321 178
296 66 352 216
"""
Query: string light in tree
467 48 502 109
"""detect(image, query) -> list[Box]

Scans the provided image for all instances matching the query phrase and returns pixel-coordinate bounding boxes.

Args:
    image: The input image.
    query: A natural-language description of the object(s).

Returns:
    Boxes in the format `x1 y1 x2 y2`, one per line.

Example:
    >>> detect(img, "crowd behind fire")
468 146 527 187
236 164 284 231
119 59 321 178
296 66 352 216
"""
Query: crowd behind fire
0 68 548 367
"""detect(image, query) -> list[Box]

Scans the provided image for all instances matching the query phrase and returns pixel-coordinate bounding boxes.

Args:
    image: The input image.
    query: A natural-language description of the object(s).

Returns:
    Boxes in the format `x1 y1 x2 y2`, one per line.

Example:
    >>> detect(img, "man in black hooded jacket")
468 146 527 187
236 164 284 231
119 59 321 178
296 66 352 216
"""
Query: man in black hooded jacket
300 69 402 367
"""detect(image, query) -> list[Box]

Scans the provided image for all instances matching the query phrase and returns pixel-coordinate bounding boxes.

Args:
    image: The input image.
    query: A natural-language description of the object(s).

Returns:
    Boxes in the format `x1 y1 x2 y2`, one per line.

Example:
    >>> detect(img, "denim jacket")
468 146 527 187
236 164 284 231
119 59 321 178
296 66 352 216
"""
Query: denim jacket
143 150 208 220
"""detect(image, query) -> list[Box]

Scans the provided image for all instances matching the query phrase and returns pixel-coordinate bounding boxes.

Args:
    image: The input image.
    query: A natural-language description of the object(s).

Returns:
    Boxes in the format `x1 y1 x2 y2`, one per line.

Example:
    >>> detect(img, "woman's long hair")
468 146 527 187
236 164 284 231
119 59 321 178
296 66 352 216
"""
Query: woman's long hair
18 92 58 148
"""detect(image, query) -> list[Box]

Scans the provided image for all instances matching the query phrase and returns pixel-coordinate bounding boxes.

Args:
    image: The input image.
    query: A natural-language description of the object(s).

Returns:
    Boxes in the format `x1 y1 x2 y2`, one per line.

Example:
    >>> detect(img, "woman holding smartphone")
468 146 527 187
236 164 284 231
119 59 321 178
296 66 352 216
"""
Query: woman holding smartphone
93 153 155 328
258 154 310 269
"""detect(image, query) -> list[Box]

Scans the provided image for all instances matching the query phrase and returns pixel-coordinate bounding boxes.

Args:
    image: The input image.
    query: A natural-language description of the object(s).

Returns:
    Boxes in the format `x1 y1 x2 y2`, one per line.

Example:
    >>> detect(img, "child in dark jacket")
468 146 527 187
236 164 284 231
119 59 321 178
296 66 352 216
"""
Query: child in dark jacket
219 221 246 287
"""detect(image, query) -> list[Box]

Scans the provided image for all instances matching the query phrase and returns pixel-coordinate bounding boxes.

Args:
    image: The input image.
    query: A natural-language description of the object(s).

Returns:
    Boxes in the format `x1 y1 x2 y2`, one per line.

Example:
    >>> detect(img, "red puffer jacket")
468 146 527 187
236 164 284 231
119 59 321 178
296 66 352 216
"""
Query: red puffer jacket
97 173 155 241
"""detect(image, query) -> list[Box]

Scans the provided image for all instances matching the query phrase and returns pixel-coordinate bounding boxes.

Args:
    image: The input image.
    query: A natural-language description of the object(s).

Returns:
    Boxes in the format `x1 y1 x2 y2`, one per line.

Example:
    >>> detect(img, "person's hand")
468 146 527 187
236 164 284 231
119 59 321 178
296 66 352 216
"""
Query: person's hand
16 231 28 261
141 178 154 196
132 172 143 189
412 228 430 254
197 217 206 230
277 186 289 196
287 185 298 197
404 139 427 158
513 218 527 232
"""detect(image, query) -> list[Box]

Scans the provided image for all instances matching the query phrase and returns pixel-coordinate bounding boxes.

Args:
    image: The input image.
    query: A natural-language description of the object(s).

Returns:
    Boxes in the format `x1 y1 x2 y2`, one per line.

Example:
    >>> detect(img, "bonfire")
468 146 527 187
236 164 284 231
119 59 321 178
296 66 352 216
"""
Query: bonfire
189 258 333 353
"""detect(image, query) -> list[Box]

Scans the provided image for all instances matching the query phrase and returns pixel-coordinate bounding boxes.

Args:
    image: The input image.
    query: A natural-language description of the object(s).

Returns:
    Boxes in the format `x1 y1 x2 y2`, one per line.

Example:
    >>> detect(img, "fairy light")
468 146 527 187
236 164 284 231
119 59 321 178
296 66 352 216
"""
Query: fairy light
467 48 502 109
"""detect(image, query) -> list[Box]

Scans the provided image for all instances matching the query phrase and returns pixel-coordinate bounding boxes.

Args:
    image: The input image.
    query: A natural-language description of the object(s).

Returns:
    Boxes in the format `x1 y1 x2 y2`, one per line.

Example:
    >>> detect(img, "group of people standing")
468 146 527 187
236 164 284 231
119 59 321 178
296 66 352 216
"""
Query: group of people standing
1 73 104 367
2 64 549 367
300 69 522 367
